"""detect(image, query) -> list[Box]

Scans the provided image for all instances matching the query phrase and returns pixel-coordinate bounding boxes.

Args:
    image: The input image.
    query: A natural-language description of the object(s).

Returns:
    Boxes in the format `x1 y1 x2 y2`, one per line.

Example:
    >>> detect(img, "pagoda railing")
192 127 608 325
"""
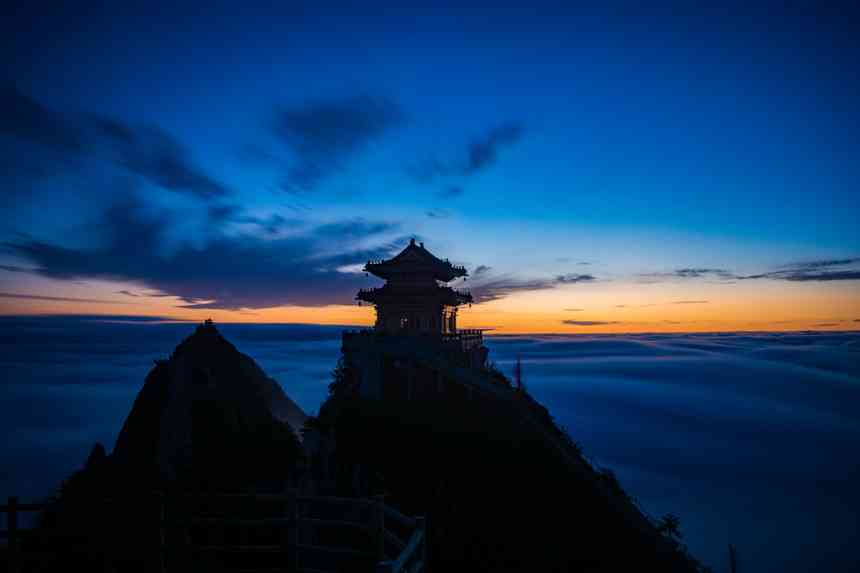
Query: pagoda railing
442 329 483 351
342 329 483 351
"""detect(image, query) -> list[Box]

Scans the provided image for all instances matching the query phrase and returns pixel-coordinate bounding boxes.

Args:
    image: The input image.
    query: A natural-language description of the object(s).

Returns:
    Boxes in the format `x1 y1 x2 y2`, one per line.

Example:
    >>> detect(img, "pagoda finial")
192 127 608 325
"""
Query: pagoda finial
410 237 416 246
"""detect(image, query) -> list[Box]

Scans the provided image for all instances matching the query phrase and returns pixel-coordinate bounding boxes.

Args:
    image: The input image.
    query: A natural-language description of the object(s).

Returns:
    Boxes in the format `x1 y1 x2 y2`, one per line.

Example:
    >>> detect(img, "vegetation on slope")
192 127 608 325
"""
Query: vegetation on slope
315 359 706 572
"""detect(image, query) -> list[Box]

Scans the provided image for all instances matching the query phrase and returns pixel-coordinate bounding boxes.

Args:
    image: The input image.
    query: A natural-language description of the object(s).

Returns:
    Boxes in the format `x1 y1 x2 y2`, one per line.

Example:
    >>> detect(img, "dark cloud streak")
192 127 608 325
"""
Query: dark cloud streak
556 274 595 284
0 292 120 304
641 258 860 284
740 270 860 282
412 122 524 184
470 273 595 303
4 195 404 309
273 96 403 191
0 85 82 151
1 85 228 199
435 185 464 199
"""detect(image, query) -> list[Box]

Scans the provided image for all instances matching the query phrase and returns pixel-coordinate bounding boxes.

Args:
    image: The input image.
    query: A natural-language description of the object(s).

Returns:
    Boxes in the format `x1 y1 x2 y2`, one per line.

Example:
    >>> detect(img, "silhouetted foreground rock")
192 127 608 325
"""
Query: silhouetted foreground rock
111 319 306 486
32 321 306 572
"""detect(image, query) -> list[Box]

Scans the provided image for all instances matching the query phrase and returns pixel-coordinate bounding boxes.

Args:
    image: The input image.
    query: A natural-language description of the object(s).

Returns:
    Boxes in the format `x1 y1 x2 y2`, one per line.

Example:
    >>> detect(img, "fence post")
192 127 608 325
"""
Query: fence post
102 497 113 573
416 515 427 570
376 560 394 573
288 489 298 573
157 493 165 573
180 494 191 573
406 364 414 401
8 496 19 573
373 494 386 563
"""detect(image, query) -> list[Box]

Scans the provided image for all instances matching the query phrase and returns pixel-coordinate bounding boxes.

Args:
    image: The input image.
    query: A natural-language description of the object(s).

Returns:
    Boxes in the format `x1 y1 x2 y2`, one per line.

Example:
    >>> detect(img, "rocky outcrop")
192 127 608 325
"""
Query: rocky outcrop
111 320 306 484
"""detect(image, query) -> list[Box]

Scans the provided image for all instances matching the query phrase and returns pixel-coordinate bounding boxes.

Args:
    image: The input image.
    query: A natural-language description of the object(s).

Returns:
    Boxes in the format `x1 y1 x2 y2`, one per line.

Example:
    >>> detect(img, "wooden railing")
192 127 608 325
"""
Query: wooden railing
1 496 47 573
441 329 483 351
1 493 425 573
376 504 425 573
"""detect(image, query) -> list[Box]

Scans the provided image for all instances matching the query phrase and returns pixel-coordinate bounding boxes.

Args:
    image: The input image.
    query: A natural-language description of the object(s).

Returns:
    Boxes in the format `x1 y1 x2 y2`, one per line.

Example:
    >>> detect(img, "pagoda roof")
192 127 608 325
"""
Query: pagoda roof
357 284 472 306
364 239 468 282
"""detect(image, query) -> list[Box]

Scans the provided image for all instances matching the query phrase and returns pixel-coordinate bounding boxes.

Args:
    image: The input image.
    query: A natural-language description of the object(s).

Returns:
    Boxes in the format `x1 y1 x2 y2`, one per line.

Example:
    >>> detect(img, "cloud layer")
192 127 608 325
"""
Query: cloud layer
2 320 857 573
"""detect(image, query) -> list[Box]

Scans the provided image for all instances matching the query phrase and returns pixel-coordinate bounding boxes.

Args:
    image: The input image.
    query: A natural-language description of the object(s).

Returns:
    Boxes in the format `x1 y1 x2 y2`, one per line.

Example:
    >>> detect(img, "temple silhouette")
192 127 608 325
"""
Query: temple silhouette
342 239 488 399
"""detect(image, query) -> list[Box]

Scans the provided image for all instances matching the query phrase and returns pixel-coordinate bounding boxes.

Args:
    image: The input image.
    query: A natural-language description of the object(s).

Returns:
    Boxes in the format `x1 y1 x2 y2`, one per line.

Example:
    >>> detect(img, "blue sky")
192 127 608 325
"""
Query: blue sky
1 1 859 330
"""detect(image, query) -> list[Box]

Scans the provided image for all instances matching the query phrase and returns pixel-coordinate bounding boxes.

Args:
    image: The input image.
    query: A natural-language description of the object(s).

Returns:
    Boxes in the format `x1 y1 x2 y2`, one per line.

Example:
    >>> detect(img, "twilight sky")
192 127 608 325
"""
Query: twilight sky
1 1 859 332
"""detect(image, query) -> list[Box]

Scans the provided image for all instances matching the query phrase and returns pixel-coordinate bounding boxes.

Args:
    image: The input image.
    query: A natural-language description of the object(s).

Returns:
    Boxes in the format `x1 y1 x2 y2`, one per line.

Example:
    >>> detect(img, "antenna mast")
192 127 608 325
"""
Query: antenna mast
514 356 524 391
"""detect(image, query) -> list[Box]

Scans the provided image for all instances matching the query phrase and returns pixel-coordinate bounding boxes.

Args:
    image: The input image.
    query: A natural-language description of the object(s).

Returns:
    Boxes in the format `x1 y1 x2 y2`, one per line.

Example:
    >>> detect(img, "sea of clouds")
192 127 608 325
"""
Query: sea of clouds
1 317 858 572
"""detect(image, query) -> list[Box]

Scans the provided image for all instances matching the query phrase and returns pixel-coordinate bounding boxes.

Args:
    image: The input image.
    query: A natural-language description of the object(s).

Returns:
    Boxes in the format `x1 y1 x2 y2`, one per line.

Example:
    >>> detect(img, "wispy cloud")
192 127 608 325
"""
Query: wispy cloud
740 270 860 282
562 320 619 326
471 273 596 303
94 119 228 198
556 274 595 284
778 257 860 270
563 308 584 312
470 278 558 303
272 96 403 191
411 122 524 184
435 185 464 199
670 300 709 305
0 264 35 273
115 290 140 297
673 268 735 279
738 257 860 282
636 268 736 283
462 123 524 175
639 258 860 284
0 292 120 304
1 85 229 199
0 85 82 151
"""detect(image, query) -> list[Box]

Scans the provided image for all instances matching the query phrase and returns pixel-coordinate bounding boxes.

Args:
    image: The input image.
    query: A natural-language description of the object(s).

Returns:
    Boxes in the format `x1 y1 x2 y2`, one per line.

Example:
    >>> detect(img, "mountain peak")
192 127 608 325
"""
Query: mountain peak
112 322 307 485
170 319 233 357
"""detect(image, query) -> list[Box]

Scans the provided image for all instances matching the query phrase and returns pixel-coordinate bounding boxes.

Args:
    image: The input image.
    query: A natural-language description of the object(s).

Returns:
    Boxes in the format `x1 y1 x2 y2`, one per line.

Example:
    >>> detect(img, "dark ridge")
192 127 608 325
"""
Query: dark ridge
311 376 702 572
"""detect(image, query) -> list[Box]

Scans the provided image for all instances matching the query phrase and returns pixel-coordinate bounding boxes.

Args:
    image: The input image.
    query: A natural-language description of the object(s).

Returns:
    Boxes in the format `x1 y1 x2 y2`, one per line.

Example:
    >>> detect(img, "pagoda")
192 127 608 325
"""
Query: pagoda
341 239 487 400
357 238 472 333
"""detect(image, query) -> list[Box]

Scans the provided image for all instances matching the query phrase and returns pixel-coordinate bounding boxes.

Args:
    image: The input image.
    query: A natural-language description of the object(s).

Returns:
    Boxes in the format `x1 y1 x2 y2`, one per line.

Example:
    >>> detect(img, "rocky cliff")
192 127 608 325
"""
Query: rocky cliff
109 320 306 485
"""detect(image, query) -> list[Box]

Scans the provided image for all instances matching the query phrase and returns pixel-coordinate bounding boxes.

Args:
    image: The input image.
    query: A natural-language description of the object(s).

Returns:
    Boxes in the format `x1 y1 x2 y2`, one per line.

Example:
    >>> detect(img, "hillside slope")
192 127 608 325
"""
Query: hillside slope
314 360 704 572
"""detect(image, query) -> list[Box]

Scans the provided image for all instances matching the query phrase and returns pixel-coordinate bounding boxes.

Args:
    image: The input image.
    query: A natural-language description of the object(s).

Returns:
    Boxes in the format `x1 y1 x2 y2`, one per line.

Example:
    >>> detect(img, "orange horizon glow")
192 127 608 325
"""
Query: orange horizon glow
2 275 858 334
